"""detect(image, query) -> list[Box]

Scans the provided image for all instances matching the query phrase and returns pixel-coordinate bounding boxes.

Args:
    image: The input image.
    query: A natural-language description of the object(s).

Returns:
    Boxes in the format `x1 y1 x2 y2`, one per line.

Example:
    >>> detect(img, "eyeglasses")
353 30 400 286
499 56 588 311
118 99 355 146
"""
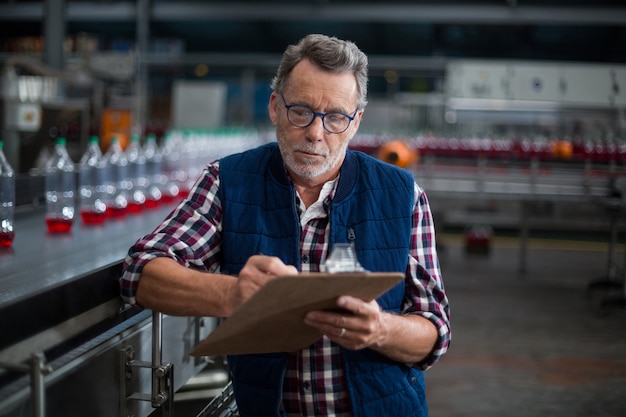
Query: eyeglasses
279 92 357 134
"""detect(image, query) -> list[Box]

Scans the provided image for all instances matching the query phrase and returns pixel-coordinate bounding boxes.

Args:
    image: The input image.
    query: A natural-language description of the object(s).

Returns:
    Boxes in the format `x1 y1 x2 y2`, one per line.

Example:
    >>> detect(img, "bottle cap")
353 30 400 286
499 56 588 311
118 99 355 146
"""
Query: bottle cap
56 137 67 146
89 135 99 144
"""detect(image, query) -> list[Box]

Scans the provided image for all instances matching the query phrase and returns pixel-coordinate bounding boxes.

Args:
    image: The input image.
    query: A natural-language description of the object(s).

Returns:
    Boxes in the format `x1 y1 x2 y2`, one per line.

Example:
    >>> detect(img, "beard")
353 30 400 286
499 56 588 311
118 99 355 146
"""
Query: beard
276 127 350 181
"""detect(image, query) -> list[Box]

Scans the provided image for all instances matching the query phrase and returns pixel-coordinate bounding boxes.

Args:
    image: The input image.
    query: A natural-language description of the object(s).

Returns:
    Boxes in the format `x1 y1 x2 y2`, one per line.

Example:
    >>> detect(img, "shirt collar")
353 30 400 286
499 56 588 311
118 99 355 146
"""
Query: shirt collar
296 177 338 227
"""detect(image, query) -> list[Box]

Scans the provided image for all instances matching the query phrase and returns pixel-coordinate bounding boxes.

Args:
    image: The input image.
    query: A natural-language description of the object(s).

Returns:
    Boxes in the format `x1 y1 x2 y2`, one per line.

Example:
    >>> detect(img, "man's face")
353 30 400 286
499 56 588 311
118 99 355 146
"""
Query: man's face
269 59 363 185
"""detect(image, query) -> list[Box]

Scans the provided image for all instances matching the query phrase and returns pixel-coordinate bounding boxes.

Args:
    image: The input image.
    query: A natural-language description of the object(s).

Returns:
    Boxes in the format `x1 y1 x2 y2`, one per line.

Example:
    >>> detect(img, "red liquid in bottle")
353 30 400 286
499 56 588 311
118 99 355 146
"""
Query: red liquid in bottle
46 217 74 233
160 194 175 204
108 206 127 218
144 198 159 209
80 210 107 225
0 230 15 247
126 203 143 213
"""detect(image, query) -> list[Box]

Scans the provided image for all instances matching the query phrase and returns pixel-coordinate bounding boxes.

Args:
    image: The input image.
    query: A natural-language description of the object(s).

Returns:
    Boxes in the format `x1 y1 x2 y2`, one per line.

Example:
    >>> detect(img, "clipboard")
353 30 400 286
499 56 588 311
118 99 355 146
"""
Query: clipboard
189 272 404 356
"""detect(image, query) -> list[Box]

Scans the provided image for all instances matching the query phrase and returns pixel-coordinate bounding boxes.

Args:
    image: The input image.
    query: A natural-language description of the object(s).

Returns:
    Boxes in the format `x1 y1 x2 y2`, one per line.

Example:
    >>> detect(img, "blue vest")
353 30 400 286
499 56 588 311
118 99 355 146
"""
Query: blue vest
218 143 427 417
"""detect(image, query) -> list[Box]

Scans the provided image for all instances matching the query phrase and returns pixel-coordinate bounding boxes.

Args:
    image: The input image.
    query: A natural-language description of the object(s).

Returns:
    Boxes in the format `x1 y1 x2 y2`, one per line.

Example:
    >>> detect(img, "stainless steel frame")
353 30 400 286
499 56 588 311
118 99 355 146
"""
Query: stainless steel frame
0 203 218 417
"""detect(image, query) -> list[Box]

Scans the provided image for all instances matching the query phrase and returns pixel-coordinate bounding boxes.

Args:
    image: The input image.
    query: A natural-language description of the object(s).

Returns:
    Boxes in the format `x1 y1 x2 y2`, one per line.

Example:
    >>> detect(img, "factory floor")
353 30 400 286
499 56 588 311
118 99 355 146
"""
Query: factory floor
174 231 626 417
427 232 626 417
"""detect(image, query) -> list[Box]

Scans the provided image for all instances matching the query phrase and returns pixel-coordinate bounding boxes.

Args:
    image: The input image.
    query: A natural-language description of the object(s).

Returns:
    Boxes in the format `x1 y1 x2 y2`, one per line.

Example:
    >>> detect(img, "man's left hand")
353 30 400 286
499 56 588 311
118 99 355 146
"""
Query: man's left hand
304 295 386 350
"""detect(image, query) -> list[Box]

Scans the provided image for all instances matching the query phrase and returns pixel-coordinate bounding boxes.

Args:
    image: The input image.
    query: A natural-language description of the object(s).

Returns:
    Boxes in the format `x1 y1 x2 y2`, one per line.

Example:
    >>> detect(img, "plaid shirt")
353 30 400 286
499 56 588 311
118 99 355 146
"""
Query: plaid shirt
121 159 451 417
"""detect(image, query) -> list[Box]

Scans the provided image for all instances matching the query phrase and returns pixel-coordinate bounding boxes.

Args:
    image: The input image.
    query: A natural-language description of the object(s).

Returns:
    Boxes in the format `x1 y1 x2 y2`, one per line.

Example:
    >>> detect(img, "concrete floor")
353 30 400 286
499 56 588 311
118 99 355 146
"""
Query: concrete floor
426 234 626 417
174 233 626 417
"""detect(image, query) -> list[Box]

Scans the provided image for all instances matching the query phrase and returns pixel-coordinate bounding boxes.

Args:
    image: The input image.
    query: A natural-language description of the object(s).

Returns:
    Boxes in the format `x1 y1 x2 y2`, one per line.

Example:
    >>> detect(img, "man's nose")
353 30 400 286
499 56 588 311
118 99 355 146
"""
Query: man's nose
305 114 326 140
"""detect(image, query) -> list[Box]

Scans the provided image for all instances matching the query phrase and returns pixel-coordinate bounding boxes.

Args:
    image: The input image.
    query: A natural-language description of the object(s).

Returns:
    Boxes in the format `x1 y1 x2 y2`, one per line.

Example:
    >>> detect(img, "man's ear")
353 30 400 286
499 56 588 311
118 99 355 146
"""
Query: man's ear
268 92 278 126
350 109 364 133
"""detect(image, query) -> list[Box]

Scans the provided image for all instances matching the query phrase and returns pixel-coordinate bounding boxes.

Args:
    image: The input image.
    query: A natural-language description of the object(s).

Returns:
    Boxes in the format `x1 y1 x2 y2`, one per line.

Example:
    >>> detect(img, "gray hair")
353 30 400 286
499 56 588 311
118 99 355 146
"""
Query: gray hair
271 34 369 109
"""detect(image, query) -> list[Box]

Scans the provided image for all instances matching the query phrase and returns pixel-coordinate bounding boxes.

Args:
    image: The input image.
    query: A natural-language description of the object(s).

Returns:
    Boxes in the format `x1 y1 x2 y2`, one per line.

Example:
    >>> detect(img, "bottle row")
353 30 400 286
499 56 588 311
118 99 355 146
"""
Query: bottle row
42 133 182 235
351 133 626 163
1 134 178 247
1 129 266 247
0 141 15 247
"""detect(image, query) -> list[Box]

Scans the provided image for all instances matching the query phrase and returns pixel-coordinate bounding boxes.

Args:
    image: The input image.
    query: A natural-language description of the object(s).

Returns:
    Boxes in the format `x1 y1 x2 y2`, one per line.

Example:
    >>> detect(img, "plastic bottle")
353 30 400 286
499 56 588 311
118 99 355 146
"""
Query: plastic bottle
78 136 107 224
160 134 181 203
0 141 15 247
45 137 76 233
100 145 116 221
143 133 163 208
125 134 147 213
104 136 129 218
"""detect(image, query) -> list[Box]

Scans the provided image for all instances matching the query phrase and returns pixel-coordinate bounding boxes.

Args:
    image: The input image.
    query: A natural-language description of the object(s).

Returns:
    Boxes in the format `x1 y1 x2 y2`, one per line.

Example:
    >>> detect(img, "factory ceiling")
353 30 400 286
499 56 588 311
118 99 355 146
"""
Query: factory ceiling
1 0 625 71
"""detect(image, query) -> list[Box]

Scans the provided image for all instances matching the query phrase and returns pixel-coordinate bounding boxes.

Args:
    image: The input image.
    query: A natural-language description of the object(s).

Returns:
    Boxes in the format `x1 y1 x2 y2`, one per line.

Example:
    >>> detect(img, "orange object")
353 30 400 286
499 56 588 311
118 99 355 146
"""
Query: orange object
100 108 132 151
377 139 417 168
558 140 573 159
550 139 573 160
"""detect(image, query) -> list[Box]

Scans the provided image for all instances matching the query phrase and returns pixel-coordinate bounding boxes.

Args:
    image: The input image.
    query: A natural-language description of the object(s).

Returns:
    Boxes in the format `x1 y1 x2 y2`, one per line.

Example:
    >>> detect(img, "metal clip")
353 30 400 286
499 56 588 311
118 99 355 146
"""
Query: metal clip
119 311 174 417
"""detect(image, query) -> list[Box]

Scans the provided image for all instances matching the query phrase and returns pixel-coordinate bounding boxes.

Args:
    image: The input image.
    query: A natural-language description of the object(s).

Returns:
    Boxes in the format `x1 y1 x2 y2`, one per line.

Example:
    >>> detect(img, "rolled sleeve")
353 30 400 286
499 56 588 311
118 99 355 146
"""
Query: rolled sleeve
402 183 451 370
119 162 223 307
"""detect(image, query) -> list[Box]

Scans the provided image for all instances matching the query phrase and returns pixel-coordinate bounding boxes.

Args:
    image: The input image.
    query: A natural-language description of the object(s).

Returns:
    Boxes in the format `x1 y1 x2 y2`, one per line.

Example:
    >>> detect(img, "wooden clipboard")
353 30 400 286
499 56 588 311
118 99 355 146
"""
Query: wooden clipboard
189 272 404 356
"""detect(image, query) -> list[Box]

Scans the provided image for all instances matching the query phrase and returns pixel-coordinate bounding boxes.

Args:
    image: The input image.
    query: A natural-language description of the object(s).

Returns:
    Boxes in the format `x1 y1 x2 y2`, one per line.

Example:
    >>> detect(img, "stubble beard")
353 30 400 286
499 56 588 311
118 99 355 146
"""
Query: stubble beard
277 130 349 181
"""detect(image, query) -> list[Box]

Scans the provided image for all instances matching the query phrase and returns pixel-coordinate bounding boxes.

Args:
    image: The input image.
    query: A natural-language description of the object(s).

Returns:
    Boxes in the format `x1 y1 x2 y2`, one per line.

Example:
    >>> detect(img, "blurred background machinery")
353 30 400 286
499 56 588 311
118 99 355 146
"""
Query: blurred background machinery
1 1 626 416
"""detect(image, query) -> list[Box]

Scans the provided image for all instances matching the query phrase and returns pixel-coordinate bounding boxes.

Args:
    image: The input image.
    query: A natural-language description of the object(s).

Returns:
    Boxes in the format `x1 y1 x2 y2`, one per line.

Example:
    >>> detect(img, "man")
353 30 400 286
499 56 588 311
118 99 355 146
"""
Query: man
121 34 450 417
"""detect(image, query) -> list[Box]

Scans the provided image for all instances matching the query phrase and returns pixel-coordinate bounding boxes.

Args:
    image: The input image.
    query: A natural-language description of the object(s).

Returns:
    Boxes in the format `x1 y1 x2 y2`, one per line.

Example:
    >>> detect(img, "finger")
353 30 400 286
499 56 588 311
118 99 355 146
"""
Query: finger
251 255 298 276
305 311 352 339
337 296 379 318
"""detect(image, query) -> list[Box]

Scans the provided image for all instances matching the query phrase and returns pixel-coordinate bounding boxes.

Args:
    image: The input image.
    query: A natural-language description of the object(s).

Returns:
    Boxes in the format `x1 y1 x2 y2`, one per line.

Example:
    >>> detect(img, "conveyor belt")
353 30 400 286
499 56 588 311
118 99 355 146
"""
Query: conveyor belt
413 160 614 201
0 202 180 351
0 200 219 417
0 309 152 411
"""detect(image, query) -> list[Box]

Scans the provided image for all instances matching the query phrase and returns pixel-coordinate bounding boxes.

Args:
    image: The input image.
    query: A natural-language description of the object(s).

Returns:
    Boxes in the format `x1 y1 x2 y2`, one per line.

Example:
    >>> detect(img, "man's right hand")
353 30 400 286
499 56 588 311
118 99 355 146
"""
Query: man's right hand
229 255 298 312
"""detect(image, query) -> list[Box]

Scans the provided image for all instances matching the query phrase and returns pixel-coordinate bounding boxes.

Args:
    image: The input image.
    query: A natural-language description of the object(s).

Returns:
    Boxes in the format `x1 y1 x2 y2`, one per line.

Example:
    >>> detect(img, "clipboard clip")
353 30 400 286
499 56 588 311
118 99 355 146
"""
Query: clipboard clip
321 243 367 273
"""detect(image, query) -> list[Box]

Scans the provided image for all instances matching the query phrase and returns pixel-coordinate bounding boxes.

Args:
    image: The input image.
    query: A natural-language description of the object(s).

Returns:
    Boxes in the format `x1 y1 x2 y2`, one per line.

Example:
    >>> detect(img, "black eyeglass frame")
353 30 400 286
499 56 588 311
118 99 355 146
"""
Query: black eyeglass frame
278 92 358 134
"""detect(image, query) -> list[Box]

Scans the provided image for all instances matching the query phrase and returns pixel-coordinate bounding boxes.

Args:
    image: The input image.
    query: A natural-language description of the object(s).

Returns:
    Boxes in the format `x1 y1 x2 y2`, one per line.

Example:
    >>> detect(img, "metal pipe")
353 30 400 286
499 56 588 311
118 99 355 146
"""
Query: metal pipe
135 0 150 134
30 353 46 417
151 310 163 407
606 200 620 280
518 200 529 275
0 361 30 373
42 0 66 70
